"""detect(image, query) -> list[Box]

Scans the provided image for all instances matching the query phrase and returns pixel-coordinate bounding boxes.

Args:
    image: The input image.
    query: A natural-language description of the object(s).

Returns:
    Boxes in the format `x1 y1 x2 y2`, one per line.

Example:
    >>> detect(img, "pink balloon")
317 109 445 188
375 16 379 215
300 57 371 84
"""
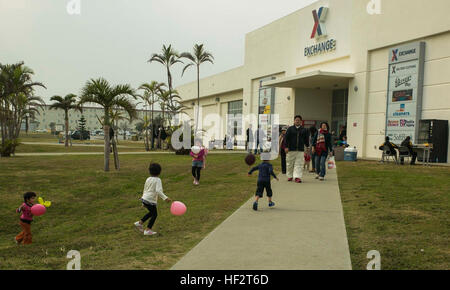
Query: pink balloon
170 201 187 216
31 204 46 216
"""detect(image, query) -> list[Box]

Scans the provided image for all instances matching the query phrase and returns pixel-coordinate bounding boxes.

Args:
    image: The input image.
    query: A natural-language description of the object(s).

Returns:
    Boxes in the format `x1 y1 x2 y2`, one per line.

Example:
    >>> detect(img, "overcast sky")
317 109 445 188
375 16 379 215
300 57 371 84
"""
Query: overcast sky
0 0 318 106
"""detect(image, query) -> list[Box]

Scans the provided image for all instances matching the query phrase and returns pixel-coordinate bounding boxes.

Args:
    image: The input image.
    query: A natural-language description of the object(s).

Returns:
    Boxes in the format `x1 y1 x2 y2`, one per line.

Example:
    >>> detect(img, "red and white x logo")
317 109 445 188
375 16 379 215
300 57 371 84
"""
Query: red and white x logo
311 7 329 39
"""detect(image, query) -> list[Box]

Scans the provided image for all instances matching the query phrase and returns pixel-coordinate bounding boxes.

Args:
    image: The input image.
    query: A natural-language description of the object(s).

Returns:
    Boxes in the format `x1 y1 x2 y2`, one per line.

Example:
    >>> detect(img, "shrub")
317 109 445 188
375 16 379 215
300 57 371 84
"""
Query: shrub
0 139 21 157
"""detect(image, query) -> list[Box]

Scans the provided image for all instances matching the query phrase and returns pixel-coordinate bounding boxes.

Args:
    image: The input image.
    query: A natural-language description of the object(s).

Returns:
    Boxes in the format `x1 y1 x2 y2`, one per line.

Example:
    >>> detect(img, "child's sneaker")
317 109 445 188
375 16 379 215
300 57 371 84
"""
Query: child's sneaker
319 176 324 181
269 202 275 208
287 178 293 182
253 202 258 211
144 229 157 236
315 175 320 179
134 221 144 233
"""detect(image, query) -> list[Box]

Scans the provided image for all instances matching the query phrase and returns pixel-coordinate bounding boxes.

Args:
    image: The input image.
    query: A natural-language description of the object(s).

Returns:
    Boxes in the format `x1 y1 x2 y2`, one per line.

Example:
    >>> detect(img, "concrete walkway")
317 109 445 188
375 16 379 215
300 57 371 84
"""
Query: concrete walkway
171 167 352 270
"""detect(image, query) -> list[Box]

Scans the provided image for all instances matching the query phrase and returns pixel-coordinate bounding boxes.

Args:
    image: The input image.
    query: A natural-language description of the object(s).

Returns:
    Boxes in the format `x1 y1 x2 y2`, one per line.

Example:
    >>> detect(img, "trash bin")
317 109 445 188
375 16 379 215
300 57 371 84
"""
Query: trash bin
333 146 345 161
344 147 358 161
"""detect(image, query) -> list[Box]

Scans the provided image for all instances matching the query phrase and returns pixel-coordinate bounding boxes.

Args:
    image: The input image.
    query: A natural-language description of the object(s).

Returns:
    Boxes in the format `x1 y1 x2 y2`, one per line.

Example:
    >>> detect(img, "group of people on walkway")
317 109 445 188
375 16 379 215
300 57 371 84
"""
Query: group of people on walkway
247 115 334 211
246 115 335 182
279 116 333 182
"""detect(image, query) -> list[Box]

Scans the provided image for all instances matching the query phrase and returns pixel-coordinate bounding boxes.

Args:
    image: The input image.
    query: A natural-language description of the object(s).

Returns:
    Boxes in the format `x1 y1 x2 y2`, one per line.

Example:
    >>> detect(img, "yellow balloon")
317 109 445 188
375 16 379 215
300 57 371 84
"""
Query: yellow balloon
38 197 52 208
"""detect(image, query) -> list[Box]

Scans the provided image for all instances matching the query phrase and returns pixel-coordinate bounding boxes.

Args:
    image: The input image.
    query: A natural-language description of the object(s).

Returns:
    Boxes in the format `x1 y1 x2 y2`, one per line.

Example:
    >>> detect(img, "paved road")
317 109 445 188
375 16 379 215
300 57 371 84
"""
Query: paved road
171 168 352 270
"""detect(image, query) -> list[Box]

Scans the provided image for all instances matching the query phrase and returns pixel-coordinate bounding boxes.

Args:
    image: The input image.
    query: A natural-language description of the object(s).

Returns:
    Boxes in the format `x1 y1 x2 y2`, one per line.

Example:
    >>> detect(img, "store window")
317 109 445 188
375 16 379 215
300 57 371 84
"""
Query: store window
227 100 243 139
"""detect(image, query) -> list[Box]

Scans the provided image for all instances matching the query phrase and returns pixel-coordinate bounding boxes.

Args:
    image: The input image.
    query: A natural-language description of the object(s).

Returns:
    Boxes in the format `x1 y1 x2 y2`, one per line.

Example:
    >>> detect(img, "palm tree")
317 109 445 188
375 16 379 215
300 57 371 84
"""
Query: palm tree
148 45 183 98
180 44 214 136
49 94 82 147
0 62 46 156
165 89 187 127
79 78 137 171
138 81 165 150
119 122 129 141
109 107 128 145
158 89 173 126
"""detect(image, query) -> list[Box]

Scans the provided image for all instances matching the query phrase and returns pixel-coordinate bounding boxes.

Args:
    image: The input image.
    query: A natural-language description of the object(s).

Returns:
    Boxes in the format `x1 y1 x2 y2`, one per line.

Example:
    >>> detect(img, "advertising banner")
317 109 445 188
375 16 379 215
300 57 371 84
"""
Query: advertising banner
258 77 276 145
385 42 425 144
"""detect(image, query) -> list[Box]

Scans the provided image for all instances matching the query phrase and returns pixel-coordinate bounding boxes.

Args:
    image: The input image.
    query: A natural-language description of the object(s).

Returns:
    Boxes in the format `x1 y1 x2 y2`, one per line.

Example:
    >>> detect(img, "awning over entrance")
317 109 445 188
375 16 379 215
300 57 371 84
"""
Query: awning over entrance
262 70 354 89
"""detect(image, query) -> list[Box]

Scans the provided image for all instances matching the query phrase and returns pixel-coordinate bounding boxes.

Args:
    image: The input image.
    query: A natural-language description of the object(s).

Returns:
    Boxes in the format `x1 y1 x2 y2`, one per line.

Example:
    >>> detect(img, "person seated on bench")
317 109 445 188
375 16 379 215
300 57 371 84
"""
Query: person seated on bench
400 136 417 165
379 136 399 161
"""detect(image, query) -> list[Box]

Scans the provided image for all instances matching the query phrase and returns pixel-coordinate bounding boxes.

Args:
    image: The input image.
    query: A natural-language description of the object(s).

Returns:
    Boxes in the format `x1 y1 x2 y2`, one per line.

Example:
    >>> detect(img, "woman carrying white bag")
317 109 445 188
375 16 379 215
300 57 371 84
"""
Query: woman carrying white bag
311 122 333 181
327 156 336 170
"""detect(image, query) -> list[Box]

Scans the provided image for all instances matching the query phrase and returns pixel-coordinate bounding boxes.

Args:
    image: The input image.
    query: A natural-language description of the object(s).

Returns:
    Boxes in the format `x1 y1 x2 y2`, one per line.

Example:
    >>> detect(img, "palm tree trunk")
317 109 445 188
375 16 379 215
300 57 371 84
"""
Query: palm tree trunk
115 119 119 145
196 65 200 135
145 107 149 151
145 127 149 151
151 97 154 150
25 115 29 135
104 108 110 172
64 110 69 147
112 136 120 170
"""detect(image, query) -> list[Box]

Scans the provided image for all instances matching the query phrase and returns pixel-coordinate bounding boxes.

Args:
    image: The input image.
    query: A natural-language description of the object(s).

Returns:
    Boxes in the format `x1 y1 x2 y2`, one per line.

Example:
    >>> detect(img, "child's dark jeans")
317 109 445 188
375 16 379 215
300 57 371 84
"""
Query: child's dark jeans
141 202 158 229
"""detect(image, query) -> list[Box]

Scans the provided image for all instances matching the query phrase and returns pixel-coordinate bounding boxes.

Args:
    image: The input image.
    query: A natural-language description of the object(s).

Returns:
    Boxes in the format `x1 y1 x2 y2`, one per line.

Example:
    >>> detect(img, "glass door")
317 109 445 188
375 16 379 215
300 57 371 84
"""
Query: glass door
331 89 348 139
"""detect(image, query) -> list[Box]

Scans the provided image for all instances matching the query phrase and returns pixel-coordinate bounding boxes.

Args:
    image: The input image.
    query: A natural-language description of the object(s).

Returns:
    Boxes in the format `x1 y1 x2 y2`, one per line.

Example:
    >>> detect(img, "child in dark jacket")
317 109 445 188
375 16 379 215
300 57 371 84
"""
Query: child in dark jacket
248 159 279 211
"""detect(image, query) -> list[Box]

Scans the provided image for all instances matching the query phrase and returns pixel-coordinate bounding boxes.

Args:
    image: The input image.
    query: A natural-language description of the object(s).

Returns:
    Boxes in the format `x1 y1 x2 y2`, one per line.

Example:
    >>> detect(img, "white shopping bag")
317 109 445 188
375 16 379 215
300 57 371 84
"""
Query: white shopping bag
327 156 336 170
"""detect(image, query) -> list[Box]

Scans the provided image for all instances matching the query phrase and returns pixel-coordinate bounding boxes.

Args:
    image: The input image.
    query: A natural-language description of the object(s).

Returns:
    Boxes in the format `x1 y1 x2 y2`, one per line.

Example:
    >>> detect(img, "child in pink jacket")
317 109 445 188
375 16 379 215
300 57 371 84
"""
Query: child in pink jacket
190 139 208 185
15 192 36 245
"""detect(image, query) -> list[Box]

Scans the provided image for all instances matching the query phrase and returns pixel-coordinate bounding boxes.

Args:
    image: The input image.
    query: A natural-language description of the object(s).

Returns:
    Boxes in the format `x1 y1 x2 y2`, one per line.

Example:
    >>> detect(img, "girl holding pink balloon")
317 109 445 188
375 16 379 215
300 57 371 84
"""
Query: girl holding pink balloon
15 192 36 245
190 139 208 186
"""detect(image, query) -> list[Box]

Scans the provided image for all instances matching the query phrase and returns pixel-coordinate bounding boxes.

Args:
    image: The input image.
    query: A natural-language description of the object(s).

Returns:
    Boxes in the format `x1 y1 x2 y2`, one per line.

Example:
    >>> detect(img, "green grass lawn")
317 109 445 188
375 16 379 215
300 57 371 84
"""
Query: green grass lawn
337 161 450 270
1 150 448 270
13 133 149 153
0 153 255 270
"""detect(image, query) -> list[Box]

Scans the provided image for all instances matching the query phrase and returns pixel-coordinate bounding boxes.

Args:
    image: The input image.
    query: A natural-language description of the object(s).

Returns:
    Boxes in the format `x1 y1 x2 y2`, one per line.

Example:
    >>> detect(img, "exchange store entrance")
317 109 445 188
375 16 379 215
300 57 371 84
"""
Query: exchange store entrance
331 89 348 138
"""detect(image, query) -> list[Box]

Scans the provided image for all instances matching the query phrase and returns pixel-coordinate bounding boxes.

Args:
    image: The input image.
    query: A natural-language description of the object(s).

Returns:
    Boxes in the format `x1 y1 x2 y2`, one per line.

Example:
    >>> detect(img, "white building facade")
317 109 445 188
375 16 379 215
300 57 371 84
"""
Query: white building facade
177 0 450 163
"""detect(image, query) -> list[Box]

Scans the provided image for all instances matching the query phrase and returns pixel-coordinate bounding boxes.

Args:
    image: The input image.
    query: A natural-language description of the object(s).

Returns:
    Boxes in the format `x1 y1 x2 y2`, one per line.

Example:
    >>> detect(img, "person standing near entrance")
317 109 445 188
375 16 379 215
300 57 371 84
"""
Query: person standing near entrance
285 115 310 183
254 127 266 154
309 126 318 173
312 122 333 181
246 124 254 153
279 126 288 174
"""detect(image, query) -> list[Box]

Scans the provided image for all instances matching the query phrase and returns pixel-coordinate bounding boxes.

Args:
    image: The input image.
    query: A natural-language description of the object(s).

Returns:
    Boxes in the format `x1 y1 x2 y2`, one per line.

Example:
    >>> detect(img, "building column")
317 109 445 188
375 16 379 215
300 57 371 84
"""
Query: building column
347 72 370 158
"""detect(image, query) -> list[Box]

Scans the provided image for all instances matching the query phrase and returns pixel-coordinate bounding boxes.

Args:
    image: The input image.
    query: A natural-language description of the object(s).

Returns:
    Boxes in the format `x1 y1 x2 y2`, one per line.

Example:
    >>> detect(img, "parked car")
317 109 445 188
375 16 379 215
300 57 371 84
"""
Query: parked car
71 130 90 140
